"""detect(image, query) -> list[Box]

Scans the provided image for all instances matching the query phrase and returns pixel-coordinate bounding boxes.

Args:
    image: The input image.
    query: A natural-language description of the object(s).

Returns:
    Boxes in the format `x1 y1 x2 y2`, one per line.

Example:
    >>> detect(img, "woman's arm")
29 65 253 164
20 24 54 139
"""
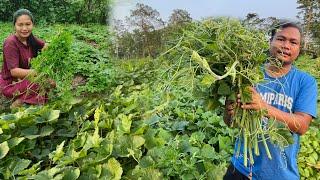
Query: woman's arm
10 68 36 79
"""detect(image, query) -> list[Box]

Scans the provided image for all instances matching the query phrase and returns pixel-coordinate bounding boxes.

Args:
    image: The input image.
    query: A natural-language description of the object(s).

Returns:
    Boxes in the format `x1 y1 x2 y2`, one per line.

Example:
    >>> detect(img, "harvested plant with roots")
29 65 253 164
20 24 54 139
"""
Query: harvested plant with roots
165 18 293 167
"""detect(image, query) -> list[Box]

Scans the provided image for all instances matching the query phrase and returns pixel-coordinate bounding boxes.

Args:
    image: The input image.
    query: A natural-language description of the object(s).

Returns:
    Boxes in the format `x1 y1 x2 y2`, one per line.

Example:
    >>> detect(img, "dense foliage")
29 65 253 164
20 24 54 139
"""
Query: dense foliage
0 0 111 24
0 19 320 179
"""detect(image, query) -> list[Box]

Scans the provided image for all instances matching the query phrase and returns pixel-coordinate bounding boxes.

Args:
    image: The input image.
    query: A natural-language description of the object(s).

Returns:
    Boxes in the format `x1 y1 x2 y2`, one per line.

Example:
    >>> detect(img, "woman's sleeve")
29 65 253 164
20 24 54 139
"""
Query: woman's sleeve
3 40 20 70
35 37 45 49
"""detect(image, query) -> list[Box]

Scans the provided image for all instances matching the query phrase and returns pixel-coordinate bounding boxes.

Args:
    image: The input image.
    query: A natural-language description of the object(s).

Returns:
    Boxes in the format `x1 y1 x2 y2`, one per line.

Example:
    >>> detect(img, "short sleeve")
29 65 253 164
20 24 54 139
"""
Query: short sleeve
294 75 318 118
3 39 20 70
35 37 45 49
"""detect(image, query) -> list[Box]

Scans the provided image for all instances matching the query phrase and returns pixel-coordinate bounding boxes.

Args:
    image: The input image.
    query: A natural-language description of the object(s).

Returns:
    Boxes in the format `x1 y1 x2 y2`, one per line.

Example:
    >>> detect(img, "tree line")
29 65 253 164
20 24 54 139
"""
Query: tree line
112 2 320 59
0 0 111 24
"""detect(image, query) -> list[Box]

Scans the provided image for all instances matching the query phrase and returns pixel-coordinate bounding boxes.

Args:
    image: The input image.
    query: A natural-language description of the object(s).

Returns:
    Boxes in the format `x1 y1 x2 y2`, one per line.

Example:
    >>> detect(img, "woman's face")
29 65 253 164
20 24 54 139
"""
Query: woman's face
269 27 301 66
15 14 33 40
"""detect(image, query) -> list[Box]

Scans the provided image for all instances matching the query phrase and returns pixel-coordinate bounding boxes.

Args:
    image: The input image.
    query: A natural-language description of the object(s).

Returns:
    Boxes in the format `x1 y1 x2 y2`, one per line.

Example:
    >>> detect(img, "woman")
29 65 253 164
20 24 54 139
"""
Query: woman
0 9 47 108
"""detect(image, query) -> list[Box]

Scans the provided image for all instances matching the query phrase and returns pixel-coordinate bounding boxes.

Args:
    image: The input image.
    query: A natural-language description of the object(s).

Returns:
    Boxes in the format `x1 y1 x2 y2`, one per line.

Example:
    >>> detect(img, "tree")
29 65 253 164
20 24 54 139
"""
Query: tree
168 9 192 27
127 3 165 57
297 0 320 56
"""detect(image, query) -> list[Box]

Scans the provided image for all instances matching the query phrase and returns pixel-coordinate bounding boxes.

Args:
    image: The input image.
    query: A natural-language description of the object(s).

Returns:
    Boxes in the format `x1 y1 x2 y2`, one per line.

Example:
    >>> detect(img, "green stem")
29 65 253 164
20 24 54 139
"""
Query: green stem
261 133 272 159
243 128 248 167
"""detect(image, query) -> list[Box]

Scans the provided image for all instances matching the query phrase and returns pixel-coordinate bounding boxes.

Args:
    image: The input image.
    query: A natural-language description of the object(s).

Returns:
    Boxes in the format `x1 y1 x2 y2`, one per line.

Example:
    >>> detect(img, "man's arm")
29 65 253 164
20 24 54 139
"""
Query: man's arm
241 87 313 135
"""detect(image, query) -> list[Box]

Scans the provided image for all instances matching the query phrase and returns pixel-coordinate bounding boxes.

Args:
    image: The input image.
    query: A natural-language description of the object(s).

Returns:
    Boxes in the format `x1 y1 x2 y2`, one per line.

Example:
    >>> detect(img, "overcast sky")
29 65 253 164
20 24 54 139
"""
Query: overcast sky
111 0 300 24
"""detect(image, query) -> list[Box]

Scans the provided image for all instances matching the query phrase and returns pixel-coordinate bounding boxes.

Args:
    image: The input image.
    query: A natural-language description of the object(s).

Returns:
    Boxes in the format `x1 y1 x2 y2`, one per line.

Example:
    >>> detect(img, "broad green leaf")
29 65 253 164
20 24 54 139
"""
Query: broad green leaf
201 74 216 87
139 156 155 168
189 131 205 145
12 159 31 175
40 125 55 137
144 114 161 125
101 158 122 179
7 137 25 148
217 82 231 95
94 105 102 127
201 144 216 159
132 135 145 149
33 167 61 180
62 168 80 180
19 161 42 176
21 126 40 139
83 127 101 151
48 110 61 121
118 114 132 134
0 114 17 121
129 166 163 180
0 128 3 134
50 141 65 163
43 110 60 122
0 141 9 159
218 135 232 152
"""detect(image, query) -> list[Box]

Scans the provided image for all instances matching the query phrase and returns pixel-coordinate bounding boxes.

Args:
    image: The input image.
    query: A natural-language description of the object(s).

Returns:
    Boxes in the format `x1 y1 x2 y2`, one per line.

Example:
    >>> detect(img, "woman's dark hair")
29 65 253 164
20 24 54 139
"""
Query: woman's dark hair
269 20 303 44
13 9 42 57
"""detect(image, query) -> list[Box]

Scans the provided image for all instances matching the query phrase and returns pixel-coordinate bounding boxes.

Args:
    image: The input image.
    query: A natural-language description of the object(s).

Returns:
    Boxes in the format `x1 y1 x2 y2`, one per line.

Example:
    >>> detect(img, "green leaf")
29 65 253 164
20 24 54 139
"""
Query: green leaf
139 156 155 168
201 74 216 87
83 127 101 151
40 125 55 137
7 137 25 148
0 141 9 159
47 110 61 122
101 158 123 179
201 144 216 159
190 131 205 145
19 161 42 176
144 114 161 125
0 128 3 134
33 167 61 180
217 81 231 95
62 168 80 180
21 126 40 139
0 114 17 121
132 135 145 149
50 141 65 163
12 159 31 175
118 114 132 134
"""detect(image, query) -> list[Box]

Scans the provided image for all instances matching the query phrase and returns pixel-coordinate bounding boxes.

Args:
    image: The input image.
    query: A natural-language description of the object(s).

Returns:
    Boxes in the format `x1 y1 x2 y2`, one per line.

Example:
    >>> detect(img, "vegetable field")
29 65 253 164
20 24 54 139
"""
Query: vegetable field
0 20 320 180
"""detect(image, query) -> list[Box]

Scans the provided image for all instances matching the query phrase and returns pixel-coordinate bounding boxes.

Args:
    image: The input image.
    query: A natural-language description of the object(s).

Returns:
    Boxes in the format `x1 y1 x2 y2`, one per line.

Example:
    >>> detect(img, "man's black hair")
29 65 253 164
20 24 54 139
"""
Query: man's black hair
269 20 303 43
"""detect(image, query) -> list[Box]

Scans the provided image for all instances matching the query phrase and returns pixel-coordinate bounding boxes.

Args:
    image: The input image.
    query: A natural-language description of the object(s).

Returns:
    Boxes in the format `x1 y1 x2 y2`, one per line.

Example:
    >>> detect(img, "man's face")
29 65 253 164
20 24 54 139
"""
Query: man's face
269 27 301 66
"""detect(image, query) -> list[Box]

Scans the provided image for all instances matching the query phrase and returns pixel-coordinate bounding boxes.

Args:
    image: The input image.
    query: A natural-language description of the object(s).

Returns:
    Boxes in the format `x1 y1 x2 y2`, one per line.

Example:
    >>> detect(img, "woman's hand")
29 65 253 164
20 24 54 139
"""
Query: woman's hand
47 78 56 88
10 68 36 79
42 43 49 51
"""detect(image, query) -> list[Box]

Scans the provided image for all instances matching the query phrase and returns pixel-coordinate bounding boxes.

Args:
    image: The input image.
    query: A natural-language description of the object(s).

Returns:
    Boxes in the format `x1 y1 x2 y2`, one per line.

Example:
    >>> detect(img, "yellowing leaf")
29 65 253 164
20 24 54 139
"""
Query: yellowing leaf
0 141 9 159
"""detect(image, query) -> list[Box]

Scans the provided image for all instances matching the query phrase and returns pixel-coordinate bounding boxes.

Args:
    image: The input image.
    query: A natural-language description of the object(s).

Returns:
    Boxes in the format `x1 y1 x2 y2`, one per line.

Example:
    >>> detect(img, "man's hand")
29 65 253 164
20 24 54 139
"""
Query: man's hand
241 87 268 111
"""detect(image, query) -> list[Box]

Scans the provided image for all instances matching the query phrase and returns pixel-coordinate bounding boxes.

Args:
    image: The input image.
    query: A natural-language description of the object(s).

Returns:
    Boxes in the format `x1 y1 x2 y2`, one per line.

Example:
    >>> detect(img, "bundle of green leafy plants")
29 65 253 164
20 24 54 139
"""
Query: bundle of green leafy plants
166 18 293 167
30 30 74 98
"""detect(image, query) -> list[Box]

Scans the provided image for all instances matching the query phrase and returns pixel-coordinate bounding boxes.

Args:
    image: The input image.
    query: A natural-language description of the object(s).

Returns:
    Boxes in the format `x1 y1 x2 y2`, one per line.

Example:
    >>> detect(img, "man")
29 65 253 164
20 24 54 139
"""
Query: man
223 21 318 180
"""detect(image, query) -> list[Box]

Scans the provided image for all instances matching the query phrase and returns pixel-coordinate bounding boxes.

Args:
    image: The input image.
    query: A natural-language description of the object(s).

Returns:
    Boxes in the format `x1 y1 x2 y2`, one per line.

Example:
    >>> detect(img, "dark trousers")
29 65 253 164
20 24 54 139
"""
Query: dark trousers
223 163 250 180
